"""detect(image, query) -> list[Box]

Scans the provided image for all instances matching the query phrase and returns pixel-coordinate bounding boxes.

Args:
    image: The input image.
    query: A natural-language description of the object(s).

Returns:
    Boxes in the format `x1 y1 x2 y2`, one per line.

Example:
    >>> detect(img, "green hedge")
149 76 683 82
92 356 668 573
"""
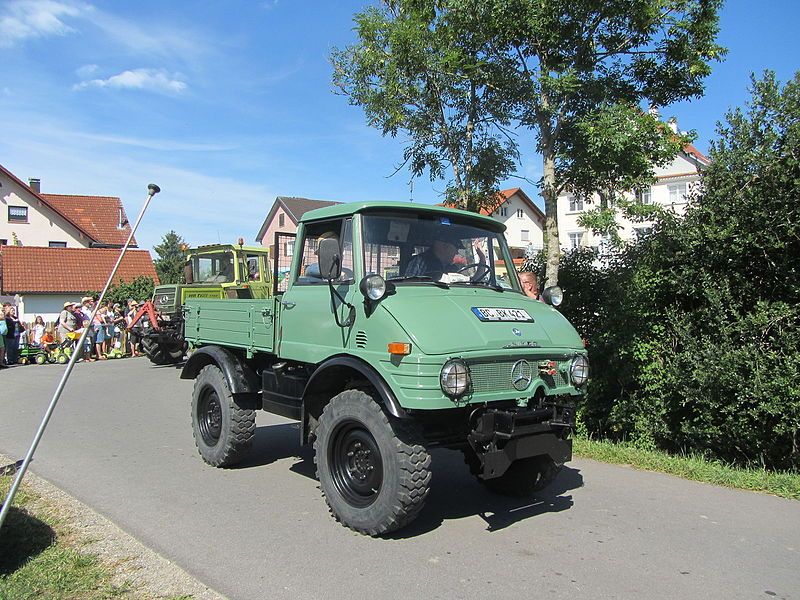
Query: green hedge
537 72 800 471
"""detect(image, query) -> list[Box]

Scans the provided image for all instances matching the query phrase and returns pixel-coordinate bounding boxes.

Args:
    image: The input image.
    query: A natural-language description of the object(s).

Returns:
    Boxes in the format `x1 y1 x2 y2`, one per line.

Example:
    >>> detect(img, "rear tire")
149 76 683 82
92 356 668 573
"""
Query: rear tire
191 364 255 467
314 389 431 536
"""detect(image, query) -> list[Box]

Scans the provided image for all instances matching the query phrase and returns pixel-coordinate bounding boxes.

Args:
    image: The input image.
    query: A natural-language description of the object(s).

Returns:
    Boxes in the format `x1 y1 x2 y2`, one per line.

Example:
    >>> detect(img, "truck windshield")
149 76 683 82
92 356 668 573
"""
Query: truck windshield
362 213 520 291
194 251 235 284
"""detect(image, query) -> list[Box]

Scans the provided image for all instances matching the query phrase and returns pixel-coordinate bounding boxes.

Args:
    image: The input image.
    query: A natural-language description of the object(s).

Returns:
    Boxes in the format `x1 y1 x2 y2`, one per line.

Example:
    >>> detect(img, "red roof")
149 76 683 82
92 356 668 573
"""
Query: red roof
682 144 710 165
0 246 158 294
41 194 136 247
481 188 546 223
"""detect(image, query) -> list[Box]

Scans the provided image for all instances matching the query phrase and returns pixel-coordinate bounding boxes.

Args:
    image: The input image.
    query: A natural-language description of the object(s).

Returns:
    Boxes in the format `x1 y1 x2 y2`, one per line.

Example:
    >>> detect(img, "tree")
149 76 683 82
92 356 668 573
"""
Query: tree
153 231 186 285
331 2 518 212
481 0 725 285
106 276 157 306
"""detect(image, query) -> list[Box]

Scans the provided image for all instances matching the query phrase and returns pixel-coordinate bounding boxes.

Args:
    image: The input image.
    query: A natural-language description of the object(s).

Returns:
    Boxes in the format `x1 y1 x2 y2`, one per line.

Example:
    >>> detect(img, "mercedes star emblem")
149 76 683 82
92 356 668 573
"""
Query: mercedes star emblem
510 359 533 391
512 327 522 336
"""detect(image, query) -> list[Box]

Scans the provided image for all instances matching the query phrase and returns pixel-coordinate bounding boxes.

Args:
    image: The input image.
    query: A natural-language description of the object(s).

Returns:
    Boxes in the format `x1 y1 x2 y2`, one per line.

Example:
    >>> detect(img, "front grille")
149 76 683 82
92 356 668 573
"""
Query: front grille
467 358 571 393
154 291 176 308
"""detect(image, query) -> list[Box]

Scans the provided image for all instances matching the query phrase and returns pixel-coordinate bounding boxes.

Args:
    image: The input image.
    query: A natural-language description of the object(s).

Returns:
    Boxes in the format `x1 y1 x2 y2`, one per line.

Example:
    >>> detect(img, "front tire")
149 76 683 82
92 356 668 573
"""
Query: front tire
191 364 255 467
314 389 431 536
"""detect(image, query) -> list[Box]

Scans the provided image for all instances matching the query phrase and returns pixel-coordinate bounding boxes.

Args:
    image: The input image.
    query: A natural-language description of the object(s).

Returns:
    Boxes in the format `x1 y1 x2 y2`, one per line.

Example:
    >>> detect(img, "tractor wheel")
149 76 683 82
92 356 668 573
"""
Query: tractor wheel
191 364 255 467
314 389 431 536
56 353 68 365
143 337 184 365
35 354 47 365
19 357 29 365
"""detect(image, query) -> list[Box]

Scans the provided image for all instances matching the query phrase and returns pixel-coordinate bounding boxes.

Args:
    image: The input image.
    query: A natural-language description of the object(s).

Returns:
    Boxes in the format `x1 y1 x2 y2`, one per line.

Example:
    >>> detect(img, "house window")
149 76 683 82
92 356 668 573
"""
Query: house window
49 241 67 248
0 239 6 246
636 188 652 204
500 207 508 217
285 240 294 256
668 183 687 204
8 206 28 223
279 213 285 227
568 232 583 248
521 229 530 242
516 209 523 219
568 196 583 212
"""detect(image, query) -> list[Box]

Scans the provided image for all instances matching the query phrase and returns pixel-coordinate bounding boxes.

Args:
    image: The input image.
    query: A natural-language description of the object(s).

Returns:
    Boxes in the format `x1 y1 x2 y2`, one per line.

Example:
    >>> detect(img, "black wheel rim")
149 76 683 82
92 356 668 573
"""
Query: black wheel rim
197 387 223 446
329 420 383 508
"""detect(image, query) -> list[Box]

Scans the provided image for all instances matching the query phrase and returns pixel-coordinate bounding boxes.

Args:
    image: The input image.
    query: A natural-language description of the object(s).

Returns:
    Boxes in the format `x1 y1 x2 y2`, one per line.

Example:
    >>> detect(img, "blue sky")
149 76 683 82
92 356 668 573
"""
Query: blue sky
1 0 798 251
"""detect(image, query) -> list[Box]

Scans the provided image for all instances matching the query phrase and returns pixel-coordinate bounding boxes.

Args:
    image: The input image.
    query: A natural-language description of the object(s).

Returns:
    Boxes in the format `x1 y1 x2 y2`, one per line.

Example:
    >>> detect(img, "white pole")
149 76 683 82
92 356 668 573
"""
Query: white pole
0 183 161 533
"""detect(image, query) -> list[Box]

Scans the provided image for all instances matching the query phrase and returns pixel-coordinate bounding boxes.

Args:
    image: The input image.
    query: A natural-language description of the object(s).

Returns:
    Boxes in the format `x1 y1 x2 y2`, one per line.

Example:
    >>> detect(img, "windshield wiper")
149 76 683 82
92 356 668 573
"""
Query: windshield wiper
387 275 449 288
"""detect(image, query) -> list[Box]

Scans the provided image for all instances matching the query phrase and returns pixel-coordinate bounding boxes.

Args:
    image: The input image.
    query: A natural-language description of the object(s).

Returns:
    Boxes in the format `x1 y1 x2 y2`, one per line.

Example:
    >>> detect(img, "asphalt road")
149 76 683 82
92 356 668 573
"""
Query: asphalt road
1 358 798 600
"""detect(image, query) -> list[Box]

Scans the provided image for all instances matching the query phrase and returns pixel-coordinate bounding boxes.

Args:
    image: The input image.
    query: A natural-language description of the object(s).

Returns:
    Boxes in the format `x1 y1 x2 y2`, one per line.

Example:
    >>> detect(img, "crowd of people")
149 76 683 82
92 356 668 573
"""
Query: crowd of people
1 298 148 368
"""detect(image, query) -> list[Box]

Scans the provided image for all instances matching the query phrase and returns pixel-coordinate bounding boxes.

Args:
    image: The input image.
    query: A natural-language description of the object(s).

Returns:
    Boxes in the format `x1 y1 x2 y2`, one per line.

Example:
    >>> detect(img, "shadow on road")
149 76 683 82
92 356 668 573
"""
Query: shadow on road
237 424 583 536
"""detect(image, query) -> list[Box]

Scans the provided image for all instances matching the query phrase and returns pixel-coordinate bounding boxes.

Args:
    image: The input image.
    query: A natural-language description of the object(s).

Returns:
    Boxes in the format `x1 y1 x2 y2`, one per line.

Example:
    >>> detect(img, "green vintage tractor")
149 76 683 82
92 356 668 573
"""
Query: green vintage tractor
132 242 271 365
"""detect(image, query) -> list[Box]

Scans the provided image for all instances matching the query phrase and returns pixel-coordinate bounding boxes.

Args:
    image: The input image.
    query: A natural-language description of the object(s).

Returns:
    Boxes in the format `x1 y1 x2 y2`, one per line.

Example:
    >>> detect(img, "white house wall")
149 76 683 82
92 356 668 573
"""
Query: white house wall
17 293 72 323
1 174 88 248
489 193 545 250
557 153 703 248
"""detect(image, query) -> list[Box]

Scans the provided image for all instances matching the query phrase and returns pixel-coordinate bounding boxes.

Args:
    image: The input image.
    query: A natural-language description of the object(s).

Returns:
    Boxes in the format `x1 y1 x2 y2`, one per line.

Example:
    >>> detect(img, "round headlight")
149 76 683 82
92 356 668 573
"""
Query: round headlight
360 274 387 301
542 285 564 307
440 359 470 397
570 354 589 386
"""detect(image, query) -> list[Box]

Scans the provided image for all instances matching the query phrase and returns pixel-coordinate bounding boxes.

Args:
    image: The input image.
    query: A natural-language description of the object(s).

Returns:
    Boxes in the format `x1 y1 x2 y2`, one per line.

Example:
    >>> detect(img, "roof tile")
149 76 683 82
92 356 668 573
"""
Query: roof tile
0 246 158 294
41 194 136 246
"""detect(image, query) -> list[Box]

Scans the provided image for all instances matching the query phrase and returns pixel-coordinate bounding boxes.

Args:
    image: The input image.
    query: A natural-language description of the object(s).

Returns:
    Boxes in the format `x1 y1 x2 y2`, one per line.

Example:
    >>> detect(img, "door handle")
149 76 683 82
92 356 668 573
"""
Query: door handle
281 300 296 309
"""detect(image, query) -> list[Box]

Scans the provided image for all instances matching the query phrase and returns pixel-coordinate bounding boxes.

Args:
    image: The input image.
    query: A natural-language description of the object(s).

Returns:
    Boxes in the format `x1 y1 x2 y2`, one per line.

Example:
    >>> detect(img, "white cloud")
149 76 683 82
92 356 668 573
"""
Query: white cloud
0 0 86 47
74 63 98 78
74 68 187 94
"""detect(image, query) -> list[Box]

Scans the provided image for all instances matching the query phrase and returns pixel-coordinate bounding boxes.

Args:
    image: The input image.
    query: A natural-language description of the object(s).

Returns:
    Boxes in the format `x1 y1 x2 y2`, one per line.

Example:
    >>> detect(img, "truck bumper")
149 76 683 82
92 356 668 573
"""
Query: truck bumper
467 406 573 480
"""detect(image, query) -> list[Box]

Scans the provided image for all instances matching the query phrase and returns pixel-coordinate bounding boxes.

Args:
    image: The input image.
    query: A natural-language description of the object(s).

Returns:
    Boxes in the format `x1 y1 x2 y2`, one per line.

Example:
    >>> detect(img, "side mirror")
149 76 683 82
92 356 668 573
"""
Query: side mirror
318 238 341 281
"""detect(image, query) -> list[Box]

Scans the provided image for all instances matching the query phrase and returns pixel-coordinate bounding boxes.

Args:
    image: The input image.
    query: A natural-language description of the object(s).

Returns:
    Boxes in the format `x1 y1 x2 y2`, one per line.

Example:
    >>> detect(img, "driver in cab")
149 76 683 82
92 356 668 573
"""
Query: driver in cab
404 234 463 279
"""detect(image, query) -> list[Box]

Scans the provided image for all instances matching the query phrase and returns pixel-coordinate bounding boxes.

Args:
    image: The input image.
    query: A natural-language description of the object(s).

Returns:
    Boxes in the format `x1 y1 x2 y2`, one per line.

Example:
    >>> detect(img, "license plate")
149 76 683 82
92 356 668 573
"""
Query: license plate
471 307 533 322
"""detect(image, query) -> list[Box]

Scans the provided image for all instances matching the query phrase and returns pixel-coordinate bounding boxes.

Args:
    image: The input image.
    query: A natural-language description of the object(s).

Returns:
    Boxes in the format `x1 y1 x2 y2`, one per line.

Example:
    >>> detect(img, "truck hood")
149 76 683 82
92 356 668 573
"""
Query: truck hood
379 286 583 355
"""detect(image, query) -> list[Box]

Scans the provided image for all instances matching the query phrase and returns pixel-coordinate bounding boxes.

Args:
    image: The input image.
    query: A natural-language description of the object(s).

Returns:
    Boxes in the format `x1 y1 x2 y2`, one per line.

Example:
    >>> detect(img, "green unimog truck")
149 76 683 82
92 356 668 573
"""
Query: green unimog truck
138 243 271 364
180 202 588 536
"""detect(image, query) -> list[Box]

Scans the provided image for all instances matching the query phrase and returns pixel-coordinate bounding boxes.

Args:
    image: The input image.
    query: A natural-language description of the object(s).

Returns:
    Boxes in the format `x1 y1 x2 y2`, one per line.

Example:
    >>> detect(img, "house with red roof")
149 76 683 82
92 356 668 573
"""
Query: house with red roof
558 120 711 251
479 188 546 257
0 163 158 321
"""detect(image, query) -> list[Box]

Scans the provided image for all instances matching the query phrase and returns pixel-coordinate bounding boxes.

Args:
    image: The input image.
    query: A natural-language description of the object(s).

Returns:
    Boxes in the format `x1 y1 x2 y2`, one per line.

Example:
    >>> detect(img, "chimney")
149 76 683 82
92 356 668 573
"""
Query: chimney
667 117 678 134
28 178 41 193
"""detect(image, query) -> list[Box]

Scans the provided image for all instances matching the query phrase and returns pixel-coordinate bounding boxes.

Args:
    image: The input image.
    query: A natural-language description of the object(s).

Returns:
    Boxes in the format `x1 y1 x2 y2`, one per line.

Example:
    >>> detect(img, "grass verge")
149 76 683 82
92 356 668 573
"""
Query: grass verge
573 436 800 501
0 472 194 600
0 476 132 599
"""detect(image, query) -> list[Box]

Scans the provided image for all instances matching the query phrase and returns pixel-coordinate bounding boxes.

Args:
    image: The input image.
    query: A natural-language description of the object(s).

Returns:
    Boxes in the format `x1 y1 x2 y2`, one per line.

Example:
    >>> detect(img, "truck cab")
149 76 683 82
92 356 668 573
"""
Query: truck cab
181 202 587 536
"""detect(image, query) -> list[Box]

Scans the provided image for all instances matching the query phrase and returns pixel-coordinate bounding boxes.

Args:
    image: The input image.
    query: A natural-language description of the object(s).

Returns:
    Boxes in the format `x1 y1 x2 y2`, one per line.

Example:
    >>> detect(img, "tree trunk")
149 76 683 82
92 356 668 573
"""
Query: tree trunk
541 142 560 288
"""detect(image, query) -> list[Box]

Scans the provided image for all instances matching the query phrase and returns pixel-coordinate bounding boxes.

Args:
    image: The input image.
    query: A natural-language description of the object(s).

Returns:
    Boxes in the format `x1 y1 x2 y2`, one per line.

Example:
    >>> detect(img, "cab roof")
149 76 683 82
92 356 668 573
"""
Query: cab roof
301 201 505 232
193 243 269 254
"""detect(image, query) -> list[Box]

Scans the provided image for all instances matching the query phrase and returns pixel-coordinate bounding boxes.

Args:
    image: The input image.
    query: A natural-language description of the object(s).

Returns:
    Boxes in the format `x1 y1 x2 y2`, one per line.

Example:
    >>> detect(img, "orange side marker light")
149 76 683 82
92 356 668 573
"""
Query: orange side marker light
388 342 412 356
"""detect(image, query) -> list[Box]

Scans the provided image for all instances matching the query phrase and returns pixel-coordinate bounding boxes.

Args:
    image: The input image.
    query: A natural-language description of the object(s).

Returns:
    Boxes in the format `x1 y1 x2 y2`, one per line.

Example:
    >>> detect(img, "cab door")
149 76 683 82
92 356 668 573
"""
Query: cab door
277 218 357 363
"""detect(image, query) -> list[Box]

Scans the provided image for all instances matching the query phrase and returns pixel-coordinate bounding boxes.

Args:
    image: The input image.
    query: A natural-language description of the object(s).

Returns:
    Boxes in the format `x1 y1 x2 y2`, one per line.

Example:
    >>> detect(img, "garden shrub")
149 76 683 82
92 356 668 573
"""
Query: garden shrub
553 72 800 470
